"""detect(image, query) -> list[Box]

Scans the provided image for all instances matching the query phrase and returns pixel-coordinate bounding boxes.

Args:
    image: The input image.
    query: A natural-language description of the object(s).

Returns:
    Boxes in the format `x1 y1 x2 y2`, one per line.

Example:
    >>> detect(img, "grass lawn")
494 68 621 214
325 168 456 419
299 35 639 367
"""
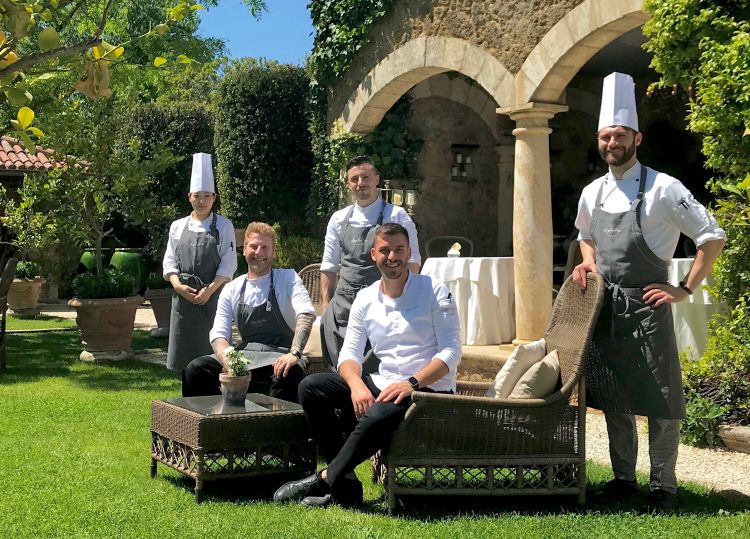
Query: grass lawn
1 331 749 538
6 314 77 331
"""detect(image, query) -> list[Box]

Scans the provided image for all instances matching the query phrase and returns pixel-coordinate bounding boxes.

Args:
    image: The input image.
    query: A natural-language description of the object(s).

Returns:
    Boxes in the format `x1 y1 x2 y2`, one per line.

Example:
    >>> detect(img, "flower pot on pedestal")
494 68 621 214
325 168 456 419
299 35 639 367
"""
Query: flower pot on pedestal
144 288 172 338
67 295 143 362
8 277 47 317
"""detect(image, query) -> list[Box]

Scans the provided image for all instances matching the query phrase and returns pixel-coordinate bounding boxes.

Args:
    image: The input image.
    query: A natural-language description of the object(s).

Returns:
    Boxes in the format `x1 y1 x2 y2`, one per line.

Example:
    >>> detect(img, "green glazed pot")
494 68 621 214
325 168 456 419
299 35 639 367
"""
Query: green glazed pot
109 248 148 294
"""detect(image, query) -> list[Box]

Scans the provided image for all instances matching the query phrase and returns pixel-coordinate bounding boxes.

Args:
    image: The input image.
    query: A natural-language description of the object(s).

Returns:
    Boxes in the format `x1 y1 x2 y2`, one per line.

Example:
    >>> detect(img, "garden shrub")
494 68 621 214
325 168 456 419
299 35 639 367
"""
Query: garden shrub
72 269 135 299
14 260 41 280
214 60 313 234
121 103 215 266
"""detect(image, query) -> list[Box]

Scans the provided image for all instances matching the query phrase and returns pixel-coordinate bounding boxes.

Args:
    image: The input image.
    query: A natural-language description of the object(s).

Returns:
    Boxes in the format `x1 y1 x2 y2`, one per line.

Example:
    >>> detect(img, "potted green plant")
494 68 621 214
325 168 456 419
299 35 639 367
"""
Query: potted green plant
68 268 142 362
7 260 46 316
219 349 253 405
144 273 172 338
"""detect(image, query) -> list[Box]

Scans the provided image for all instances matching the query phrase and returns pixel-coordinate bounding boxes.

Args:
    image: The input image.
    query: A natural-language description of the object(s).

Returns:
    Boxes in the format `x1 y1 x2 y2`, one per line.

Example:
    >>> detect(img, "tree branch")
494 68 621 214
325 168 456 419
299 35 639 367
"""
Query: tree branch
57 0 91 34
0 37 102 76
96 0 117 38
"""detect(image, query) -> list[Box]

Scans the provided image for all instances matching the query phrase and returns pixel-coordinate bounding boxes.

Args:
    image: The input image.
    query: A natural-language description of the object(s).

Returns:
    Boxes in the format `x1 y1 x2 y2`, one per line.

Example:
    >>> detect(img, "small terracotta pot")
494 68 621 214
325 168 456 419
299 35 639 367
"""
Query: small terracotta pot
219 373 252 406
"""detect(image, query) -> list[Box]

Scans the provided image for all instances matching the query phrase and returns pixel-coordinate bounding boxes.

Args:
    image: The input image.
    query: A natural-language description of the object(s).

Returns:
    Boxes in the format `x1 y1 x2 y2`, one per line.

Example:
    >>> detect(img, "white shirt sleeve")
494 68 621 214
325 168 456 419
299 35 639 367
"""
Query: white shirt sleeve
288 271 316 318
320 212 342 273
662 181 726 246
209 279 237 344
430 281 461 370
574 184 595 242
162 218 185 278
215 216 238 279
337 293 368 368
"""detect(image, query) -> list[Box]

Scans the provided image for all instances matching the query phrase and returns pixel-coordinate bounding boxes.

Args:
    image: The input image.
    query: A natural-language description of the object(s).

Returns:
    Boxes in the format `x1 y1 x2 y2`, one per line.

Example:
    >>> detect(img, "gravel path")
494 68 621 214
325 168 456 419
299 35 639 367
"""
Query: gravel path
586 410 750 498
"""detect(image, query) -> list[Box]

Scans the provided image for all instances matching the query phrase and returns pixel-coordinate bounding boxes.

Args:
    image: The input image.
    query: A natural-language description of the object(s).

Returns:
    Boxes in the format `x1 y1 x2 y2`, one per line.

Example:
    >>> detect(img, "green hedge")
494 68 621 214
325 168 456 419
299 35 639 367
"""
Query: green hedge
214 60 313 234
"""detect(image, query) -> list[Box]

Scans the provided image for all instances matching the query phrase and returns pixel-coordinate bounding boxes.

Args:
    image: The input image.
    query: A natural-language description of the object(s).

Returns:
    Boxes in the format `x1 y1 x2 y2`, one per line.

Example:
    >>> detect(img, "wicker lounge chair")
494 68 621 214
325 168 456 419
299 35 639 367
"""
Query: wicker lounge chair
298 263 322 315
377 272 605 512
0 258 18 369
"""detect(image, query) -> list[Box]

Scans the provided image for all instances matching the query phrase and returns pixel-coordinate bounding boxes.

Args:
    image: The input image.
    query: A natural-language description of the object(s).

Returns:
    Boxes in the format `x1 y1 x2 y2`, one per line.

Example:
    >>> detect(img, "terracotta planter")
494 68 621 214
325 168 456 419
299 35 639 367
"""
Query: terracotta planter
8 277 46 316
67 295 143 362
219 372 252 405
719 425 750 454
144 288 172 338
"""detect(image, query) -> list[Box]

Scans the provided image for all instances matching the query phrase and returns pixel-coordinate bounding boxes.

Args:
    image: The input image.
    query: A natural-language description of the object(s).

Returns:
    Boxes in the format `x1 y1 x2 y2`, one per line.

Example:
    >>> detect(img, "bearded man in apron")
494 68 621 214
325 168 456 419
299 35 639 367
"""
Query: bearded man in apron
182 222 317 402
163 154 237 392
320 156 421 371
573 73 725 512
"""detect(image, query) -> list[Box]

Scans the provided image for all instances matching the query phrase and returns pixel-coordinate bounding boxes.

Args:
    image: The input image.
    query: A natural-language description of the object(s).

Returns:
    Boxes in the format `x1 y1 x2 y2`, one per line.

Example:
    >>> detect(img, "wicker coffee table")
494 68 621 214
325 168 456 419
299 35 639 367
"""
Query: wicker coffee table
150 394 316 502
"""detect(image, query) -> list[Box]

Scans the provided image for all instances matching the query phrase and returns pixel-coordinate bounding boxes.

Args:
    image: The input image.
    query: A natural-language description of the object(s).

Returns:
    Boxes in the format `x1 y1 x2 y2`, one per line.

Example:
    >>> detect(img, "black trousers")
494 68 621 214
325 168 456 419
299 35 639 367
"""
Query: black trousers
298 372 445 487
182 354 305 403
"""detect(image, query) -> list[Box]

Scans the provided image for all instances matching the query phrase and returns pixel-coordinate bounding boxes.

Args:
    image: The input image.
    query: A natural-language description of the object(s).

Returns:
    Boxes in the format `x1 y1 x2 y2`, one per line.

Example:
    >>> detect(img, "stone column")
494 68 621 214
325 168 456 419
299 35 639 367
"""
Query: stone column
498 102 568 343
494 136 514 255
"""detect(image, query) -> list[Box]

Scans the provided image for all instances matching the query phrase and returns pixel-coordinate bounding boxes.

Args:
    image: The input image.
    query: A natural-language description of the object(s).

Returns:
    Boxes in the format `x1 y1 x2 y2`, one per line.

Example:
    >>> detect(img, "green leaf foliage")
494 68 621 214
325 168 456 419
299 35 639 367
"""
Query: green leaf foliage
72 268 135 299
214 60 313 233
15 260 41 280
645 1 750 433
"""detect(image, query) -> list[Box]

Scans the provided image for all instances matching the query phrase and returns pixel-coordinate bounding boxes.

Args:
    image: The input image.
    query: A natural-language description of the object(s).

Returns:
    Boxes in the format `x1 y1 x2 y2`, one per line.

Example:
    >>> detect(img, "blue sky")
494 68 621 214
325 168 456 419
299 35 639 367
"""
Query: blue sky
198 0 314 64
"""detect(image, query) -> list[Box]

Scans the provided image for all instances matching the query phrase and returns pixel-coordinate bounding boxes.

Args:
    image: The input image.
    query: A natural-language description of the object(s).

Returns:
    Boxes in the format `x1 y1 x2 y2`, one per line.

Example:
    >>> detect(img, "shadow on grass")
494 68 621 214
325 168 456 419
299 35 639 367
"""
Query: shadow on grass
151 470 750 519
0 330 177 392
363 479 750 520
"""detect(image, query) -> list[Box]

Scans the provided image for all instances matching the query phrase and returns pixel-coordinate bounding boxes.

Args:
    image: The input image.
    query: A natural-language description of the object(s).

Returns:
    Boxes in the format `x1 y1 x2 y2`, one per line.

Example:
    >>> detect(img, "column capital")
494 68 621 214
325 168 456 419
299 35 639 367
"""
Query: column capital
496 102 569 127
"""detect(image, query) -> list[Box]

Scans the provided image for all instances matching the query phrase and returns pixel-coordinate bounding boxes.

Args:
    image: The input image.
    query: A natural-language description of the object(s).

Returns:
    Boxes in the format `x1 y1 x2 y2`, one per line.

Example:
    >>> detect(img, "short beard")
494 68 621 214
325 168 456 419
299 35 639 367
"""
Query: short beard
599 141 636 167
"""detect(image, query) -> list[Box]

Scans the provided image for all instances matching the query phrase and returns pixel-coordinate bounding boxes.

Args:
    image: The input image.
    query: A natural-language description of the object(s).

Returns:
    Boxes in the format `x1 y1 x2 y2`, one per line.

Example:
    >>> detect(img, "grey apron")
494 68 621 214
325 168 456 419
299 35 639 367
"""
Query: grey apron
167 213 222 371
234 269 305 371
321 200 386 371
585 165 685 419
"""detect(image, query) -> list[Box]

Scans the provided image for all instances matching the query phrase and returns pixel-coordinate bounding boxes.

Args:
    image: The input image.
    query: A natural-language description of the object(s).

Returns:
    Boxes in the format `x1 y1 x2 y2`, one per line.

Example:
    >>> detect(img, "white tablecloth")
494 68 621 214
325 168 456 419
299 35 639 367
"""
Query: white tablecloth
668 258 723 361
421 257 515 345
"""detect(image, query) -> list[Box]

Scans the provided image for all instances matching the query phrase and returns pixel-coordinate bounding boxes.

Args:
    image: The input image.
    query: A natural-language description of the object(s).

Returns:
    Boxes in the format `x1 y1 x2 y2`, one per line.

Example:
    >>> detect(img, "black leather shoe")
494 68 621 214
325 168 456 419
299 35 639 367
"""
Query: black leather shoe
301 493 333 508
646 488 677 513
592 478 638 501
273 472 329 503
301 478 364 508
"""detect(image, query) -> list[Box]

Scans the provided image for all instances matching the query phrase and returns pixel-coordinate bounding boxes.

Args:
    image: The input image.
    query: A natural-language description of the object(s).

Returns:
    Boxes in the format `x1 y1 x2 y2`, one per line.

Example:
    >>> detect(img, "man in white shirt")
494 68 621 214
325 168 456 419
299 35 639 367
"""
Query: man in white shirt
274 223 460 508
573 72 725 512
182 222 316 403
319 156 421 372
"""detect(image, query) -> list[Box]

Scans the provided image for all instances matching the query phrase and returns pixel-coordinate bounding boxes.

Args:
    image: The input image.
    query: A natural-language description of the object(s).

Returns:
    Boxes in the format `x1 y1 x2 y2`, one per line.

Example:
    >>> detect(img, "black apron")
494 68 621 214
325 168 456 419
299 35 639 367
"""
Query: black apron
321 200 386 371
586 165 685 419
167 213 222 371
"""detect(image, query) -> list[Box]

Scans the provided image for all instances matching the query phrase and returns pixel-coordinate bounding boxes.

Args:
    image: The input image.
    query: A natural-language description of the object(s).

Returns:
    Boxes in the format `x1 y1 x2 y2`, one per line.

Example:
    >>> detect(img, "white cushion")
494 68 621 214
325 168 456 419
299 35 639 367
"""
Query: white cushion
492 338 546 398
508 349 560 399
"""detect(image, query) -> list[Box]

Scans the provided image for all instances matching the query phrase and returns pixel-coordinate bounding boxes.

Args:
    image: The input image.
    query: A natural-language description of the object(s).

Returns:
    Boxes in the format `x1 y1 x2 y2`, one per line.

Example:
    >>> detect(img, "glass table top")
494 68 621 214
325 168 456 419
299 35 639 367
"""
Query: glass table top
162 393 303 416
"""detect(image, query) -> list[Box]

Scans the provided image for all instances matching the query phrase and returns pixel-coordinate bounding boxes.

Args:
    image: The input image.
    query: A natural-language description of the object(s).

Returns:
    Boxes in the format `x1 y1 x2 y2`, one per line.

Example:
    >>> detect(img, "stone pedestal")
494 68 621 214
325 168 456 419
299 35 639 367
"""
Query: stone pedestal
498 102 568 343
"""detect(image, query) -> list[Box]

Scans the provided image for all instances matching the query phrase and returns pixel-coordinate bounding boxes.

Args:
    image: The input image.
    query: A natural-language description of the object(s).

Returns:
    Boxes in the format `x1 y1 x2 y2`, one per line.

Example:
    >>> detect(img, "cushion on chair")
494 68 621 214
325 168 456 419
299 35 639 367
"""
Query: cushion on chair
492 338 546 398
302 319 323 360
508 349 560 399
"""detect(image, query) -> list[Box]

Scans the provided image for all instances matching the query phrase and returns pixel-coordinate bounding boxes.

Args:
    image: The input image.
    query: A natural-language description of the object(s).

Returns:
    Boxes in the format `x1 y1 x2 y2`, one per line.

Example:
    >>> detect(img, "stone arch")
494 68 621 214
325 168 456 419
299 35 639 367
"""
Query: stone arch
516 0 648 105
409 73 502 141
339 36 513 134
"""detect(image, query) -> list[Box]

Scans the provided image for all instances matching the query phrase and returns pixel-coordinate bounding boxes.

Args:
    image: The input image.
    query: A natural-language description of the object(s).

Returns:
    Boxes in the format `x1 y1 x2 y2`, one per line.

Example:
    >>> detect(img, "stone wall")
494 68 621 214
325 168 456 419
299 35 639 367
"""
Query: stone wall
406 96 504 258
329 0 585 124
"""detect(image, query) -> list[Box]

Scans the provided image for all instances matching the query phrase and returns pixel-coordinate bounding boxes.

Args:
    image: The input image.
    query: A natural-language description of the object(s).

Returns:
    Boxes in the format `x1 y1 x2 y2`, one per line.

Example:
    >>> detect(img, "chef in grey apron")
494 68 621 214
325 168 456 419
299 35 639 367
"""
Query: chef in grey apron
167 213 222 371
320 200 385 372
182 269 305 402
163 153 235 377
574 73 728 506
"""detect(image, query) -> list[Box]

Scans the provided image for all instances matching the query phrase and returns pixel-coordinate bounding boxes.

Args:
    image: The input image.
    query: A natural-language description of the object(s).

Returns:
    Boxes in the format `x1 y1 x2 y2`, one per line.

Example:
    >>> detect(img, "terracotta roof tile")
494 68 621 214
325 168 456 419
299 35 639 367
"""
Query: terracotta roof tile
0 135 58 172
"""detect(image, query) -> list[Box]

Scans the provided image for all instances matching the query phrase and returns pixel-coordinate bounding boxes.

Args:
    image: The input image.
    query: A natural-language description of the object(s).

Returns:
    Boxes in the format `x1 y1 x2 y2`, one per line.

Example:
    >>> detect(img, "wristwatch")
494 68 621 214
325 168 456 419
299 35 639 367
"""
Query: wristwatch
291 350 302 360
678 280 693 295
407 376 420 391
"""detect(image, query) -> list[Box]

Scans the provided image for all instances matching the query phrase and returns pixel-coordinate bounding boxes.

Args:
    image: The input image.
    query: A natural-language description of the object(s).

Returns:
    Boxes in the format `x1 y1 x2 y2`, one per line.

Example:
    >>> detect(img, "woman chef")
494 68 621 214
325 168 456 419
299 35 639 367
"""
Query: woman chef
163 153 237 391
